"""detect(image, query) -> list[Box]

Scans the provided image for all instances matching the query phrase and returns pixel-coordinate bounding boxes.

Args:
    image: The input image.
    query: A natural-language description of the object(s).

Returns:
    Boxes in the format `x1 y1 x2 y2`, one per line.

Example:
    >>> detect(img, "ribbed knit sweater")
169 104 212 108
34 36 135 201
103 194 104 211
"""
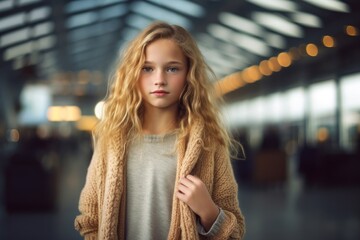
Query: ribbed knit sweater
126 132 178 239
74 120 245 239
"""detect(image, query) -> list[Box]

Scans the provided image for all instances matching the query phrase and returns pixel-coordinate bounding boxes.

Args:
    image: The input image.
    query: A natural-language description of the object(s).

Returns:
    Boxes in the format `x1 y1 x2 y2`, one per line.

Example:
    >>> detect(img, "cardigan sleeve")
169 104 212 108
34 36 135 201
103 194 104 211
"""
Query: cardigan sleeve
206 145 246 240
74 146 101 239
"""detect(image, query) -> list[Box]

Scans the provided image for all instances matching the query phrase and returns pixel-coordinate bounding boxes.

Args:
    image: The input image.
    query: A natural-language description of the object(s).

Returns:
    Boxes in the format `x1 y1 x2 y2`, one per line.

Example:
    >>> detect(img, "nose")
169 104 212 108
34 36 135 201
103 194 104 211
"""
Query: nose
154 71 167 86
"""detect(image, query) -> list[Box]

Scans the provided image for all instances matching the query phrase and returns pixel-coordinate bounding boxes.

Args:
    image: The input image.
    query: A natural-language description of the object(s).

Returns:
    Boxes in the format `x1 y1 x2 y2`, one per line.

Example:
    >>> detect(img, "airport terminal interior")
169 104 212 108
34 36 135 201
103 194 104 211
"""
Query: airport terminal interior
0 0 360 239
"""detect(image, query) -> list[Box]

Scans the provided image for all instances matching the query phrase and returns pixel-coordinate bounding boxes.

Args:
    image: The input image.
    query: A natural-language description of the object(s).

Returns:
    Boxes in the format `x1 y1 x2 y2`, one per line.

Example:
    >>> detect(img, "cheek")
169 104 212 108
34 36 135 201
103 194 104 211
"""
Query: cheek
172 79 186 95
138 77 147 89
175 74 187 88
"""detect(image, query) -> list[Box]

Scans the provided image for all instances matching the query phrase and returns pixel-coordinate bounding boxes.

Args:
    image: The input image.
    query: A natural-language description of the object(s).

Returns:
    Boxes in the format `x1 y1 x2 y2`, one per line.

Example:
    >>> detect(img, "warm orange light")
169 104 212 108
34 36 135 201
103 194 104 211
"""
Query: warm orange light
47 106 82 122
230 72 245 88
306 43 318 57
277 52 292 67
47 106 63 121
345 25 358 36
248 65 262 82
317 127 329 142
322 35 335 47
259 60 272 76
214 80 227 96
268 57 281 72
242 66 262 83
214 72 245 96
66 106 82 121
76 116 98 132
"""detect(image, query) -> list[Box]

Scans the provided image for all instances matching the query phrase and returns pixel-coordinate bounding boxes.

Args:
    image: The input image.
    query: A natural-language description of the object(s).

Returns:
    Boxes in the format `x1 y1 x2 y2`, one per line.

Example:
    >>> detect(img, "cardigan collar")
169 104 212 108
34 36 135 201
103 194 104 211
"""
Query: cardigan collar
100 135 127 239
168 119 205 240
178 120 205 177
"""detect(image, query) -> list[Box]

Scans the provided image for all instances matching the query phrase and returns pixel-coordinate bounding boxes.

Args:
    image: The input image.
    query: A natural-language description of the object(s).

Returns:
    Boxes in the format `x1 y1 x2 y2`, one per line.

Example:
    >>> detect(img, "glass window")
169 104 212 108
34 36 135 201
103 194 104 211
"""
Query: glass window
340 72 360 150
284 87 305 121
308 80 337 146
309 80 336 117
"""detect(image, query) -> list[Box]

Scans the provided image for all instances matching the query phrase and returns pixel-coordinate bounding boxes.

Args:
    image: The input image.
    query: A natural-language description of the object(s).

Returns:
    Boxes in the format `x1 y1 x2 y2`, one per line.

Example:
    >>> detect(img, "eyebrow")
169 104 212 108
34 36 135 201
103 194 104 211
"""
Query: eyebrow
144 61 184 65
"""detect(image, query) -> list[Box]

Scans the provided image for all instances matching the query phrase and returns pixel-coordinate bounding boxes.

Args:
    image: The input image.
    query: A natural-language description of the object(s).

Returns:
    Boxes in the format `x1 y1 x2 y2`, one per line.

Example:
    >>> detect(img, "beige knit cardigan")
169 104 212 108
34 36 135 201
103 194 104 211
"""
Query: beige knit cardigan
74 121 245 240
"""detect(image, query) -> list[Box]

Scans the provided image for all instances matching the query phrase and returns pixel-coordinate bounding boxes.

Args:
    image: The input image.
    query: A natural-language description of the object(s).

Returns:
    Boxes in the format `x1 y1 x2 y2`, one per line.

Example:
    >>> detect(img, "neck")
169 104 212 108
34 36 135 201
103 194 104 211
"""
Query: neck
142 108 178 135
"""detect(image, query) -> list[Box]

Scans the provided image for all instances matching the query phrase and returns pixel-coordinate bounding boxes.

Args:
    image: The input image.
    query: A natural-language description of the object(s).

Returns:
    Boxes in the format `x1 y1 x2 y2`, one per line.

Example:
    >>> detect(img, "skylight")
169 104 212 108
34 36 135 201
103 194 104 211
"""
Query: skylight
100 4 128 20
304 0 349 13
246 0 298 12
208 24 270 57
232 32 271 57
219 12 263 37
101 19 121 34
29 6 51 22
208 24 232 41
67 24 102 42
199 44 240 70
121 27 140 41
131 1 191 29
265 32 286 49
33 22 54 37
197 33 249 65
73 47 105 63
101 0 127 7
0 0 13 12
219 43 249 65
4 41 33 60
67 12 98 29
126 14 152 30
291 12 322 28
37 35 56 50
148 0 205 17
0 27 29 47
196 33 217 47
17 0 40 6
252 12 304 38
0 13 26 32
65 0 98 14
67 2 126 21
69 41 93 55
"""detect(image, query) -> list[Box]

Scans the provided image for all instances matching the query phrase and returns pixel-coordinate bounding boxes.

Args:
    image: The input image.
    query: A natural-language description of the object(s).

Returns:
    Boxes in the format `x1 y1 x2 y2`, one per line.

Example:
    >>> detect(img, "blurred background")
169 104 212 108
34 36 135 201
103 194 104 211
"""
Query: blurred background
0 0 360 239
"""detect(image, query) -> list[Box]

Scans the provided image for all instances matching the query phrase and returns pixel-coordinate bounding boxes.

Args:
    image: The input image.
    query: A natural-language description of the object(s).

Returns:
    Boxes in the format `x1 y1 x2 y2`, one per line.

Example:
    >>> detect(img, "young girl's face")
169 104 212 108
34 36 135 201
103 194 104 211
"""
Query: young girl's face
138 38 188 112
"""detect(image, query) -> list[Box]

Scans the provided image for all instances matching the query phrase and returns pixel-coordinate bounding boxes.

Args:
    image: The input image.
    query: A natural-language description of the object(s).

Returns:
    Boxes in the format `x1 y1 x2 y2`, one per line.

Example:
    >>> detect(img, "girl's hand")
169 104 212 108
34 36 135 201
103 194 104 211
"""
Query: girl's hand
176 175 219 231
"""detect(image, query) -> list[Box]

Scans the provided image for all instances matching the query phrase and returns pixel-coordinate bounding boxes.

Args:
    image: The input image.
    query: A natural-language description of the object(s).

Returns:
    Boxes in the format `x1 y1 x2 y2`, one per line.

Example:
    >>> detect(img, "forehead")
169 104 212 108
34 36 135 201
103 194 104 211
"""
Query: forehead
144 38 186 63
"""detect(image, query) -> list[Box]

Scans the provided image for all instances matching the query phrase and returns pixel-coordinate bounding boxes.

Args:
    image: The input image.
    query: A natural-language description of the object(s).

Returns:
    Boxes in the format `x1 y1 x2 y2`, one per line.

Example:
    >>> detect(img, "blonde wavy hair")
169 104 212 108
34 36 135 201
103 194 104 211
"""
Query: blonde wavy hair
95 21 234 153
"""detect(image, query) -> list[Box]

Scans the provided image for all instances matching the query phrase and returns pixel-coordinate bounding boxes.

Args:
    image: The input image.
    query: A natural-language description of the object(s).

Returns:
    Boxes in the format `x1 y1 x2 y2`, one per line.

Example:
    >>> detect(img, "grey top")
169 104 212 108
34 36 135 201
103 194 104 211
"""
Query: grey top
125 131 224 240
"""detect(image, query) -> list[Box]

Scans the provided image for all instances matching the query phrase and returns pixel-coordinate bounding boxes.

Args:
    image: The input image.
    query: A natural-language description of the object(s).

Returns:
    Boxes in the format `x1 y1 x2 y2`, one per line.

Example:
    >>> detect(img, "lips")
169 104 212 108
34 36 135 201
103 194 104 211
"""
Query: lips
151 90 169 97
151 90 169 94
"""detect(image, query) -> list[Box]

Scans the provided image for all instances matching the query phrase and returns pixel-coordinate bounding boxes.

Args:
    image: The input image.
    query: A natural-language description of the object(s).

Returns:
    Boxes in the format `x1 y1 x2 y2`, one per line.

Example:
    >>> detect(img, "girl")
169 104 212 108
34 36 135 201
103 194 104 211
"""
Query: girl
74 21 245 240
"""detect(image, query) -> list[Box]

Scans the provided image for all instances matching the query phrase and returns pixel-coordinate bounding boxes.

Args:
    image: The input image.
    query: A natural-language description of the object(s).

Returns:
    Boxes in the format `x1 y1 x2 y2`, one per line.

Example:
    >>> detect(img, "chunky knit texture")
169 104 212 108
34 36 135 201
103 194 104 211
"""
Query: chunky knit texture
74 120 245 240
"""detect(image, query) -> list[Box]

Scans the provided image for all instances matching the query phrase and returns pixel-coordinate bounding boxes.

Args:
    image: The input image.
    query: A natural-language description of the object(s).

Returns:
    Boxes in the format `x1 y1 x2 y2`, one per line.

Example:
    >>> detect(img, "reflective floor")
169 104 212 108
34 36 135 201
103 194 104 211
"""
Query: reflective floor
0 143 359 240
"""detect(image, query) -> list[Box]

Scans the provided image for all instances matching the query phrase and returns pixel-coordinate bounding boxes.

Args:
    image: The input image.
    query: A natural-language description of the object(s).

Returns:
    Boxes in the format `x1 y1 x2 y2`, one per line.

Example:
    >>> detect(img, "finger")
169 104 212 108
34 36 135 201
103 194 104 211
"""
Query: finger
177 184 191 195
186 175 202 185
186 174 201 182
175 191 187 202
179 177 195 188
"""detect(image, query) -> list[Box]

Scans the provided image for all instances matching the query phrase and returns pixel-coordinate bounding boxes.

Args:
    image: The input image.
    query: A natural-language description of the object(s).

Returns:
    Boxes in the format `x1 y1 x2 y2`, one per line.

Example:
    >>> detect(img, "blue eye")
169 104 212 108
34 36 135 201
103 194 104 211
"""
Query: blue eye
142 66 153 72
167 67 178 72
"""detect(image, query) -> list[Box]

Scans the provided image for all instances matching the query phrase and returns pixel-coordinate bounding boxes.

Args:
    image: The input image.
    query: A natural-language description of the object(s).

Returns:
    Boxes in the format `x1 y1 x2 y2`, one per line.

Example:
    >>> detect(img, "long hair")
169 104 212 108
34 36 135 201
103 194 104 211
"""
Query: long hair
95 21 233 152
